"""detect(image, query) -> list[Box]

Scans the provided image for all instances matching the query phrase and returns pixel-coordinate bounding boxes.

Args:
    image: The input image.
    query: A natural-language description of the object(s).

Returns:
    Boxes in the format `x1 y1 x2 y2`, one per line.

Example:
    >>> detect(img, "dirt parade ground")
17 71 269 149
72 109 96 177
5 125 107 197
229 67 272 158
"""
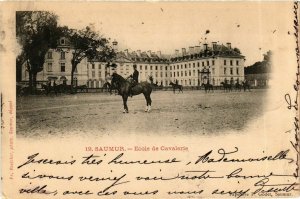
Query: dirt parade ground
16 89 268 138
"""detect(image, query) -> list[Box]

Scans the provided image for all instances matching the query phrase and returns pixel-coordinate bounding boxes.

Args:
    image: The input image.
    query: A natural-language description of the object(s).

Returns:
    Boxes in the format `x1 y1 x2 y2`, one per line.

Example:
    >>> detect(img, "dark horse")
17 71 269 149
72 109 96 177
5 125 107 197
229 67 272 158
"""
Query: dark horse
169 82 183 94
103 82 112 93
202 83 214 93
221 82 232 92
235 82 242 92
111 73 152 113
242 81 251 92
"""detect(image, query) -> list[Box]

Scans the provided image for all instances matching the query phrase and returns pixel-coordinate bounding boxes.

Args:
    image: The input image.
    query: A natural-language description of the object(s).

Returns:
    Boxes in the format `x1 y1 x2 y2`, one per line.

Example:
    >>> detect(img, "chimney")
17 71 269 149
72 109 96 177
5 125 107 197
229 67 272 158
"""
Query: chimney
137 50 141 57
194 46 201 53
189 47 194 55
112 40 118 51
212 42 217 51
175 49 179 57
147 50 152 57
182 48 187 56
226 42 231 49
157 51 161 57
203 44 208 51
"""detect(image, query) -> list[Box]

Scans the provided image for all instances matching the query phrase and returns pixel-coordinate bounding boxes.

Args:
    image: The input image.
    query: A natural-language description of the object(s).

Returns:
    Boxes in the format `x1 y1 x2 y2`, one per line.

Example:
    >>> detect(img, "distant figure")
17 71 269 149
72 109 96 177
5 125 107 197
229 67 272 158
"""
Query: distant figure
128 64 139 97
175 79 178 85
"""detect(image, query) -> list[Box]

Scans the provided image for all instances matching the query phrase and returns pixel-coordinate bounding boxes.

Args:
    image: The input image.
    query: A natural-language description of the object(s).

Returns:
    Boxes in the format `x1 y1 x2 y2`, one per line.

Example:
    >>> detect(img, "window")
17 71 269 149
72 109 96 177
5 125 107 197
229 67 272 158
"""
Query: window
60 38 65 45
236 60 239 66
92 64 95 69
207 60 209 66
150 66 153 70
193 70 195 76
230 68 233 75
174 72 176 77
189 63 191 68
61 63 65 72
185 64 187 69
181 65 183 69
224 60 227 65
98 71 101 78
177 72 179 77
177 65 179 70
155 66 158 70
197 62 200 67
185 71 187 76
145 65 148 70
161 72 163 77
193 63 195 68
236 68 239 75
47 52 52 59
92 71 95 78
181 71 183 77
224 67 226 74
174 65 176 70
189 71 191 76
160 66 162 70
170 72 172 77
202 62 204 66
140 65 142 70
99 64 101 70
212 68 215 75
60 52 65 60
212 60 215 65
230 60 233 66
165 66 168 70
47 63 52 72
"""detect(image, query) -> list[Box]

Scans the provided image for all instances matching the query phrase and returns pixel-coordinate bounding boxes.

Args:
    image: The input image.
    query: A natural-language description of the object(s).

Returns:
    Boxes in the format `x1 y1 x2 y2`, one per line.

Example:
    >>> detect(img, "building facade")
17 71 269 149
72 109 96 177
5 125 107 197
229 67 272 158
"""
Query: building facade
21 40 245 88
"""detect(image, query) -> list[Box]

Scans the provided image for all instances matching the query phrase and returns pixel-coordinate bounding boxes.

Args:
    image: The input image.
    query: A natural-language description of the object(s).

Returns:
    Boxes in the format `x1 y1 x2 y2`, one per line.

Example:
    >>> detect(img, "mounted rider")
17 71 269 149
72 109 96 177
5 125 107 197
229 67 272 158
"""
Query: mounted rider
128 64 139 97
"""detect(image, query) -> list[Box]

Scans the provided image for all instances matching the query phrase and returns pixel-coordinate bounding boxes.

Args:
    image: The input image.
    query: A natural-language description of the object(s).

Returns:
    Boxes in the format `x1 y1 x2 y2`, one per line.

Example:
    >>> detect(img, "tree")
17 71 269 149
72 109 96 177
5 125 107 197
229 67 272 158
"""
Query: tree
16 11 61 92
233 47 241 54
67 26 116 92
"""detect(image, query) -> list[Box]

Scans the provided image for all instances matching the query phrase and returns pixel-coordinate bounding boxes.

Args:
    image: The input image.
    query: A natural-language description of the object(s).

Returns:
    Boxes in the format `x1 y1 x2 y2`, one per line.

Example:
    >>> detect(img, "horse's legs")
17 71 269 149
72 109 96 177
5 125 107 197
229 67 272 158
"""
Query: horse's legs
122 95 129 113
143 93 152 112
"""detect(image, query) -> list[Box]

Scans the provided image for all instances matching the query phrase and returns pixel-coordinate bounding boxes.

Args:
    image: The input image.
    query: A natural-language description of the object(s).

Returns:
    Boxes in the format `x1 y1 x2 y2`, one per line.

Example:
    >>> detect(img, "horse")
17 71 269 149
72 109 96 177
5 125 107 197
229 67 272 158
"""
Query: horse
103 82 112 93
220 82 232 92
41 83 57 95
201 83 214 93
76 85 87 92
169 82 183 94
111 73 152 113
242 81 251 92
235 82 242 92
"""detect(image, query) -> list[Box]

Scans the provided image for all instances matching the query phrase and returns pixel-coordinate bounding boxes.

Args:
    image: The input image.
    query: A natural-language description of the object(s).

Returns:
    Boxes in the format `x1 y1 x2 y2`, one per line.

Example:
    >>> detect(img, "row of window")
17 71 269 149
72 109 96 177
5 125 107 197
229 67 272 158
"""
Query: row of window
88 59 241 72
224 60 239 66
224 67 239 75
47 52 66 60
47 62 77 73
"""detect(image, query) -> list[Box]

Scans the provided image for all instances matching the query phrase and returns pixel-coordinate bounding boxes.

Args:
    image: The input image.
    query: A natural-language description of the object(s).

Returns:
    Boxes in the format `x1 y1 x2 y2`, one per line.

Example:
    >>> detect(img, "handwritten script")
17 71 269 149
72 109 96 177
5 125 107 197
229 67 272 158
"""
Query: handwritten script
16 148 298 198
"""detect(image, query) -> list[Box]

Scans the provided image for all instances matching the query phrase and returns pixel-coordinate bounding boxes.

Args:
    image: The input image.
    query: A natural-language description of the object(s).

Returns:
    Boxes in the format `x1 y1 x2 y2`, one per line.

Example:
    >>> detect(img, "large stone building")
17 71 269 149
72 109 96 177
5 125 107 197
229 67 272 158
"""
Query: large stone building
21 40 245 88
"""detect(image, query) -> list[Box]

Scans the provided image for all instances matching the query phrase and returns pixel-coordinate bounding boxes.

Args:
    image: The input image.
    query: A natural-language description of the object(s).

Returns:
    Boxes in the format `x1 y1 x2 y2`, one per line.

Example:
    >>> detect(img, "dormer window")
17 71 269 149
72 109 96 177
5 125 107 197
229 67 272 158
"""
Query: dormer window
60 38 65 45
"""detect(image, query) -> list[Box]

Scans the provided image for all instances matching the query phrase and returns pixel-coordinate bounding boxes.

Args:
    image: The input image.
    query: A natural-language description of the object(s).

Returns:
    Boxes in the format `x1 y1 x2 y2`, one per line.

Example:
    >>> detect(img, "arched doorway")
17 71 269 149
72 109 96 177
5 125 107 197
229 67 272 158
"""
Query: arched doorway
60 76 68 85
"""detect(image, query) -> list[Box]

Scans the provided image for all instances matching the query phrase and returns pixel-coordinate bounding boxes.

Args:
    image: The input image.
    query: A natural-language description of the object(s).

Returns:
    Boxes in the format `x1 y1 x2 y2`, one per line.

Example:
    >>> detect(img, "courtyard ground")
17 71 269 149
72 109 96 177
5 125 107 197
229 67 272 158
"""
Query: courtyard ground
16 89 268 138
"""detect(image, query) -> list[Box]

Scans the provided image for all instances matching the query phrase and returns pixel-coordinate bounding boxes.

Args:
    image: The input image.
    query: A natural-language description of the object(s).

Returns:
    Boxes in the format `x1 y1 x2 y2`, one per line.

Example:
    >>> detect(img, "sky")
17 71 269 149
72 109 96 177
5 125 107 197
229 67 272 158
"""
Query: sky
49 2 294 66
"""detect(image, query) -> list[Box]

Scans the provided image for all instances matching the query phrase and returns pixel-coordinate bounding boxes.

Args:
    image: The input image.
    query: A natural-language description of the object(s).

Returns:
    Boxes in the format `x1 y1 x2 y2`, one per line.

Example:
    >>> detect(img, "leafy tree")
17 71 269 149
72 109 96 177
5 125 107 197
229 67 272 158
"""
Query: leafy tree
233 47 241 54
16 11 61 92
245 51 272 74
67 26 116 92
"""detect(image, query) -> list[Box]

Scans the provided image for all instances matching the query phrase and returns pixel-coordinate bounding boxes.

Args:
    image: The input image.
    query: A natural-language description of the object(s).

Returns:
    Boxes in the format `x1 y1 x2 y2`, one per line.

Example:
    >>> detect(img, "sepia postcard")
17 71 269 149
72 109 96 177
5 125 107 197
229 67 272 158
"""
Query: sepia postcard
0 1 300 198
